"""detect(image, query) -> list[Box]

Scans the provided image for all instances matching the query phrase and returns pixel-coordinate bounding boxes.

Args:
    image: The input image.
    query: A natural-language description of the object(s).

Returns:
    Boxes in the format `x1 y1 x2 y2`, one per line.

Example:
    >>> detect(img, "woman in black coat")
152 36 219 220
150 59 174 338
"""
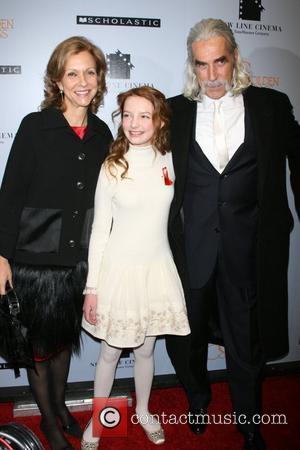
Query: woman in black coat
0 36 112 449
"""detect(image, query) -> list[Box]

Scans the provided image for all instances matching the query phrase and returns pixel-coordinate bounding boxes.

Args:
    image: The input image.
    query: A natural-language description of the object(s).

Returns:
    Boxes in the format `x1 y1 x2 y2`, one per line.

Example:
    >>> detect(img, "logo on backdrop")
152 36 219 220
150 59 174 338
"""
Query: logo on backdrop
0 65 21 74
252 74 281 88
117 350 134 370
77 16 160 28
0 18 14 38
90 350 134 371
90 350 134 369
107 50 134 80
106 49 154 93
0 362 11 370
228 0 282 36
239 0 265 21
0 131 15 145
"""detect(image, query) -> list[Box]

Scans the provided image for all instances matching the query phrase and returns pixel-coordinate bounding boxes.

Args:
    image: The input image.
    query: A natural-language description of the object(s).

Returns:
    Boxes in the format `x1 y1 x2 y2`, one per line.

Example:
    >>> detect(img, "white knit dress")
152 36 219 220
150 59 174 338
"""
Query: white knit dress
82 145 190 347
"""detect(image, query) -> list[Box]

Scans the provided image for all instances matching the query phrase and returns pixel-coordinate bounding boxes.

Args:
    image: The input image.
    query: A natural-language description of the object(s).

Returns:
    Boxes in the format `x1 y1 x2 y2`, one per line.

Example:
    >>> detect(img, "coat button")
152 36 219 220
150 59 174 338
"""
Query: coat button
76 181 84 190
78 153 86 160
72 210 79 218
69 240 76 247
214 227 220 233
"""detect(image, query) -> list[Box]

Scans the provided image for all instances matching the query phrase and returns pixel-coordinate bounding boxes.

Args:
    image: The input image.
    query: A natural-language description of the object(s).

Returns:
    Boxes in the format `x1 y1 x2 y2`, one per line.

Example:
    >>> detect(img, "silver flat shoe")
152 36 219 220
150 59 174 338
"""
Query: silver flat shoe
80 438 99 450
142 425 165 445
81 420 99 450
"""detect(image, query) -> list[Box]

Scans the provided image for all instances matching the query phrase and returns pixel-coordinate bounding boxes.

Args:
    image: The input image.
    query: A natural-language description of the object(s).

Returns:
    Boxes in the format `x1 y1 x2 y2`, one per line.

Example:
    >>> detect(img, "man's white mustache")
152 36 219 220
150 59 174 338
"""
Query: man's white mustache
203 81 227 88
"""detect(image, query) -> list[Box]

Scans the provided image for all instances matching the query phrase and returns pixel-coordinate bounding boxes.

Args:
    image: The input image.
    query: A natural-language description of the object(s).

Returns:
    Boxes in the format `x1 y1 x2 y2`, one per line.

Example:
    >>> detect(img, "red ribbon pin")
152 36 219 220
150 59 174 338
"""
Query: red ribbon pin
162 166 173 185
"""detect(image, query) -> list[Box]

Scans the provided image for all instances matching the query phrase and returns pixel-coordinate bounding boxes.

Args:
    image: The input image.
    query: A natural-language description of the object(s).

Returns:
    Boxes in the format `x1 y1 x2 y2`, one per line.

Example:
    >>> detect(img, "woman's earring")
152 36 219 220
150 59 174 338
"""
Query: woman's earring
60 89 64 102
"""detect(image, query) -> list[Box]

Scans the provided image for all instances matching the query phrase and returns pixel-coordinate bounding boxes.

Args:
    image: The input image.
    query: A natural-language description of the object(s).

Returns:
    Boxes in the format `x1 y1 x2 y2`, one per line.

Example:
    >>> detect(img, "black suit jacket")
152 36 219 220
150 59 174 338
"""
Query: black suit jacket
168 85 300 359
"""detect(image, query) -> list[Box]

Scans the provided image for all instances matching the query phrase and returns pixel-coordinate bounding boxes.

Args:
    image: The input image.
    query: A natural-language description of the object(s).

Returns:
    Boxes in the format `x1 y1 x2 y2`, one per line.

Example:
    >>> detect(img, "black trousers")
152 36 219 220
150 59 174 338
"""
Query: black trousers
166 254 264 433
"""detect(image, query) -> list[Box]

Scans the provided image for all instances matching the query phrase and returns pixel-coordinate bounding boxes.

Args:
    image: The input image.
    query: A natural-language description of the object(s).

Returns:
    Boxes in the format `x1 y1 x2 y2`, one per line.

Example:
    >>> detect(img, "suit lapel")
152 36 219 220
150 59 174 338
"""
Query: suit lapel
170 98 196 216
243 86 274 200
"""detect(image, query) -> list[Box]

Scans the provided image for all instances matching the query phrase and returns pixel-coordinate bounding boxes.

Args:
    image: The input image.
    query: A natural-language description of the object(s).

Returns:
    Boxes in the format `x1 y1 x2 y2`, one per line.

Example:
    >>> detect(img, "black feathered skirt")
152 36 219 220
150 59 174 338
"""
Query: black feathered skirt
12 262 87 358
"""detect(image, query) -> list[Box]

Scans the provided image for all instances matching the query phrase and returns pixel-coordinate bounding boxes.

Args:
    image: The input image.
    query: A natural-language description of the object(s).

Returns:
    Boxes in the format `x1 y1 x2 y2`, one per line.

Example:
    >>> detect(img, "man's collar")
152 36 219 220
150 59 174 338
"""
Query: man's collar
200 92 243 110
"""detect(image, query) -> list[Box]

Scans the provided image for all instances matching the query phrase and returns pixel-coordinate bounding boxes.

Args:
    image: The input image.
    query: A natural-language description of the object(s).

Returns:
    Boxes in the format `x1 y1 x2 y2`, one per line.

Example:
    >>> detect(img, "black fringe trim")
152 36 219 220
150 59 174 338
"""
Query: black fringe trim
11 262 87 357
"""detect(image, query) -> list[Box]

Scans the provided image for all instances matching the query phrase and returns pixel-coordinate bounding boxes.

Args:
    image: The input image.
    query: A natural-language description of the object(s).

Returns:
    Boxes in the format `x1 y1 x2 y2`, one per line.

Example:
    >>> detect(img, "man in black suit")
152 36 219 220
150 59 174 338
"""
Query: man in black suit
166 18 300 450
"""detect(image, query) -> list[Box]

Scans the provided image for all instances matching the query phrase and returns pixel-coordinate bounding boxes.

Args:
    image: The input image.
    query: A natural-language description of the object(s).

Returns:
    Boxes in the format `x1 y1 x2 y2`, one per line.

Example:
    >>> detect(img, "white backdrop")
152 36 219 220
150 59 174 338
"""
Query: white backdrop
0 0 299 388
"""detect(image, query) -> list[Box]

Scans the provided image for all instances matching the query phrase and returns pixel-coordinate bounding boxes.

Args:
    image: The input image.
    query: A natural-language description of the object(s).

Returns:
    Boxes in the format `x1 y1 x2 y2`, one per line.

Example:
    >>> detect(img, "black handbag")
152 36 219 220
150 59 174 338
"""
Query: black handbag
0 288 34 373
0 422 44 449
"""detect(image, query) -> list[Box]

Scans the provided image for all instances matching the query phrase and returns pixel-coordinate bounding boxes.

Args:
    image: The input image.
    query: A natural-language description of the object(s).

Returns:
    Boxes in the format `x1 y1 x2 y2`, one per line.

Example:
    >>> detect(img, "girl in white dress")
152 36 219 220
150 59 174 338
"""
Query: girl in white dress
81 86 190 448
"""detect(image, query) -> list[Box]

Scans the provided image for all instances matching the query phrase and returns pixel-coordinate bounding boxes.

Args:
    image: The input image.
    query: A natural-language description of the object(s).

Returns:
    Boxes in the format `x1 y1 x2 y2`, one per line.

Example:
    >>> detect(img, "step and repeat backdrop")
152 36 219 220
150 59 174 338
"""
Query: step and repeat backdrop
1 0 299 387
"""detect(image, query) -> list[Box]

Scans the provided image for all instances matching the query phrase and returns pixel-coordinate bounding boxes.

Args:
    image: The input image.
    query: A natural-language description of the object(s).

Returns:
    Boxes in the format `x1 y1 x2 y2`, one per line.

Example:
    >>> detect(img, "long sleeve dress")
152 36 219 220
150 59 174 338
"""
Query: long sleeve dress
82 144 190 347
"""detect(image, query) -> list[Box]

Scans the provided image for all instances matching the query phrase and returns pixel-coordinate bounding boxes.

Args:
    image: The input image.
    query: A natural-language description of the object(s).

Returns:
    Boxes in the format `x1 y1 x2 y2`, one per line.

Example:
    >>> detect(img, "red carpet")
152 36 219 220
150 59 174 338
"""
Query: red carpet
0 375 299 449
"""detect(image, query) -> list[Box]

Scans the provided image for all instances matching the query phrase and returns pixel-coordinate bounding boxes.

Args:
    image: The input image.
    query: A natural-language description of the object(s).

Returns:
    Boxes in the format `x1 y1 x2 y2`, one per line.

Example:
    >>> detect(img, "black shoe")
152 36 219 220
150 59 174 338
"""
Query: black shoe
188 408 208 435
40 420 75 450
243 431 266 450
55 407 83 439
62 417 83 439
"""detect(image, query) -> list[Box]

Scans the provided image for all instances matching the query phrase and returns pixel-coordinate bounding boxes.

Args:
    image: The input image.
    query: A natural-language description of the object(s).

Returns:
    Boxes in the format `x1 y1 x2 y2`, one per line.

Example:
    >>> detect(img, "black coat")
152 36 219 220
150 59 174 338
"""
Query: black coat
0 107 112 266
168 86 300 359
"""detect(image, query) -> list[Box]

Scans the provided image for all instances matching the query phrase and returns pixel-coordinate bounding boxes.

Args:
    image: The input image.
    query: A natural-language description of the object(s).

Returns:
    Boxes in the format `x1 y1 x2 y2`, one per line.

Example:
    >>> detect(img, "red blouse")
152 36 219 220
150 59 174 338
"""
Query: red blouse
71 126 87 139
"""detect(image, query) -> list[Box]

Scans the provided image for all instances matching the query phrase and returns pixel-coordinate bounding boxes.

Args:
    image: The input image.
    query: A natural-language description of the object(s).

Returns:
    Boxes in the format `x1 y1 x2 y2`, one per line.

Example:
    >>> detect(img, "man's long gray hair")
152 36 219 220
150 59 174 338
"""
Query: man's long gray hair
183 18 251 100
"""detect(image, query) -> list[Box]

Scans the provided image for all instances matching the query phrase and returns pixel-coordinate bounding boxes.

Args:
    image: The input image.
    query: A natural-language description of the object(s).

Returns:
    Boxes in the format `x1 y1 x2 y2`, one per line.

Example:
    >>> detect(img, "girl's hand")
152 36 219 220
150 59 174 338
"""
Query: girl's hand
0 256 13 295
83 293 97 325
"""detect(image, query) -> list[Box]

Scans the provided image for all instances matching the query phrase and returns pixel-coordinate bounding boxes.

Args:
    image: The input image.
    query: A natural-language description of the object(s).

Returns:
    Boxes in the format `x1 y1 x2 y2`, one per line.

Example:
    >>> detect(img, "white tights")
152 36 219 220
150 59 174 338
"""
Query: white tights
83 336 158 442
